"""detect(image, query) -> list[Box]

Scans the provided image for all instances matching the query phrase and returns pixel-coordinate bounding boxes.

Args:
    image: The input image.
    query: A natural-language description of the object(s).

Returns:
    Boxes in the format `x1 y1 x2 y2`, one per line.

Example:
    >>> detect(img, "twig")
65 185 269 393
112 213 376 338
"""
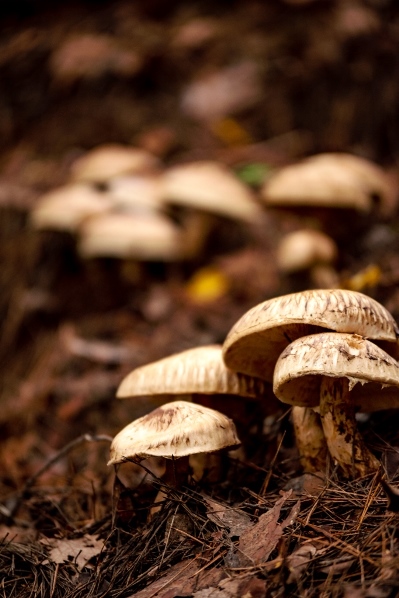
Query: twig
8 433 112 519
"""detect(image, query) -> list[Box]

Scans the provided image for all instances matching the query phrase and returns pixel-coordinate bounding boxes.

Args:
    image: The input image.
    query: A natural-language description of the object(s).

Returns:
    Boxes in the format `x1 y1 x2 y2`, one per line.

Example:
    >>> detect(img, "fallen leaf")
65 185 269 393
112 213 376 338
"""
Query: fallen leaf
41 534 104 571
237 491 300 566
193 575 267 598
204 497 253 538
131 559 226 598
286 541 319 583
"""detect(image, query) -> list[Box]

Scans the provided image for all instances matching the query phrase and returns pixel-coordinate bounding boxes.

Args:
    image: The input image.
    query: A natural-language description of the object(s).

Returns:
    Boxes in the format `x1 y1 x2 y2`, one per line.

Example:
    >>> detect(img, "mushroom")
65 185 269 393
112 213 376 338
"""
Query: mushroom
31 184 112 232
222 289 399 472
223 289 399 382
262 153 391 213
116 344 279 476
162 161 261 223
70 144 159 184
276 229 339 288
108 400 241 504
273 332 399 477
77 211 184 262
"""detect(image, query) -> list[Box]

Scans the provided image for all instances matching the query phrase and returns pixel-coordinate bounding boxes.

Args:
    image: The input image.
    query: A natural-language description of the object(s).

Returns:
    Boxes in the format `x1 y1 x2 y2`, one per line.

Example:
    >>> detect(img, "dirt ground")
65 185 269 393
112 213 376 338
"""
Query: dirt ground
2 1 399 596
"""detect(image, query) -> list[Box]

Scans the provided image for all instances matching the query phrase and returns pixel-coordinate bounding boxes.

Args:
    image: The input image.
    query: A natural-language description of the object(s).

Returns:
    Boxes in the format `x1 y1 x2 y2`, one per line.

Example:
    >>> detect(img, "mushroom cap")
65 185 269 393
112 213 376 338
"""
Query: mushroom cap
117 344 271 400
77 211 183 261
223 289 399 382
276 229 338 273
31 184 112 232
273 332 399 412
262 153 390 212
161 161 261 222
71 144 159 183
108 400 241 464
107 174 164 213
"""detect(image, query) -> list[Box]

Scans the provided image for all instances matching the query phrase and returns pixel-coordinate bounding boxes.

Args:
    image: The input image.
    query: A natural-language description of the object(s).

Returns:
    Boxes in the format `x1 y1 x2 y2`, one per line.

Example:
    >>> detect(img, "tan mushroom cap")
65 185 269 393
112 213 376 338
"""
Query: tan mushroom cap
117 344 271 400
70 144 159 183
108 400 241 465
223 289 399 382
107 174 164 213
77 211 183 260
273 332 399 412
276 229 338 273
31 184 112 232
162 161 261 222
262 153 391 212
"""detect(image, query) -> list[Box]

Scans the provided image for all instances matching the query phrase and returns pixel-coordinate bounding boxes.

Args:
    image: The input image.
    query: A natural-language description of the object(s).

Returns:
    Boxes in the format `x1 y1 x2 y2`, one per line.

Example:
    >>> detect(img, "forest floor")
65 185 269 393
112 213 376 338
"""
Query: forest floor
2 1 399 596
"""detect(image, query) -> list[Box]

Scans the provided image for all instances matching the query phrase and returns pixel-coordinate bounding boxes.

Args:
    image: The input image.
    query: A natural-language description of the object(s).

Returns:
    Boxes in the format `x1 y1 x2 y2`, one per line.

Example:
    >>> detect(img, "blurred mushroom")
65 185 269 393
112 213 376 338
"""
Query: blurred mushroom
78 210 184 261
276 228 339 288
70 144 159 184
108 400 241 507
274 332 399 477
31 184 112 232
160 160 263 258
162 161 261 223
107 173 164 214
262 153 391 213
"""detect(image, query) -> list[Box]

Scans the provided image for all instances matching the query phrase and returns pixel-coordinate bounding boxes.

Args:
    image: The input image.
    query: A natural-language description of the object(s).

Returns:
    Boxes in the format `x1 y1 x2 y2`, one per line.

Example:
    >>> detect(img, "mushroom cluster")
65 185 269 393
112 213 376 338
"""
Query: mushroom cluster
223 288 399 478
109 345 278 500
30 144 261 266
109 289 399 489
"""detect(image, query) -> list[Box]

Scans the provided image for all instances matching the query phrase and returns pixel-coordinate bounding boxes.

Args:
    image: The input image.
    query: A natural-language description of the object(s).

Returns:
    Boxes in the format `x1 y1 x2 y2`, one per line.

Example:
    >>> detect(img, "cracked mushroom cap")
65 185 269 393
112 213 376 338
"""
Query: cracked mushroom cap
117 344 271 400
261 153 391 212
161 161 261 222
223 289 399 382
273 332 399 412
108 400 241 465
70 144 159 183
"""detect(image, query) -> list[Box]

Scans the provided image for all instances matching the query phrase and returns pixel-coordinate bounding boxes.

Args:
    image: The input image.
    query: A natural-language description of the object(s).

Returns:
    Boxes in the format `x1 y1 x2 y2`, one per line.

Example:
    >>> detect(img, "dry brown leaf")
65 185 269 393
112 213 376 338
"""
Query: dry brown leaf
286 541 320 583
237 491 300 566
181 62 261 122
50 34 142 84
193 575 267 598
131 558 226 598
204 497 253 538
41 534 104 571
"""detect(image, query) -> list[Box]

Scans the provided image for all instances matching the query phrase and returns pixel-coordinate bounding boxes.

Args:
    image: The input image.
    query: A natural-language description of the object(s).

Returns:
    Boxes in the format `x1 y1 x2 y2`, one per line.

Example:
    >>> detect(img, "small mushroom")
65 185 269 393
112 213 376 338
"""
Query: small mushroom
262 153 391 213
78 211 184 261
273 332 399 477
31 184 112 232
117 344 279 475
70 144 159 184
276 229 339 288
162 161 261 223
108 400 241 502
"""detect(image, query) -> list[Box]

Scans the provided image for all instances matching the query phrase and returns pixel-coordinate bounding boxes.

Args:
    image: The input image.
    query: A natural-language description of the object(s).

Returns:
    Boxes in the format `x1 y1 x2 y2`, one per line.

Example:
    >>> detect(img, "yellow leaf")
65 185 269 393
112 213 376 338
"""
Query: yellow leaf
185 266 230 303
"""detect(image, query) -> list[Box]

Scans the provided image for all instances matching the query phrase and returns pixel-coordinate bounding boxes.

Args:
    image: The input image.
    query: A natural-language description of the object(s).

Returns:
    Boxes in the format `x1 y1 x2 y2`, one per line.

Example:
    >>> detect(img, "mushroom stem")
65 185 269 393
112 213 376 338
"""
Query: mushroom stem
319 377 379 478
163 456 191 488
151 456 191 517
291 406 328 472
